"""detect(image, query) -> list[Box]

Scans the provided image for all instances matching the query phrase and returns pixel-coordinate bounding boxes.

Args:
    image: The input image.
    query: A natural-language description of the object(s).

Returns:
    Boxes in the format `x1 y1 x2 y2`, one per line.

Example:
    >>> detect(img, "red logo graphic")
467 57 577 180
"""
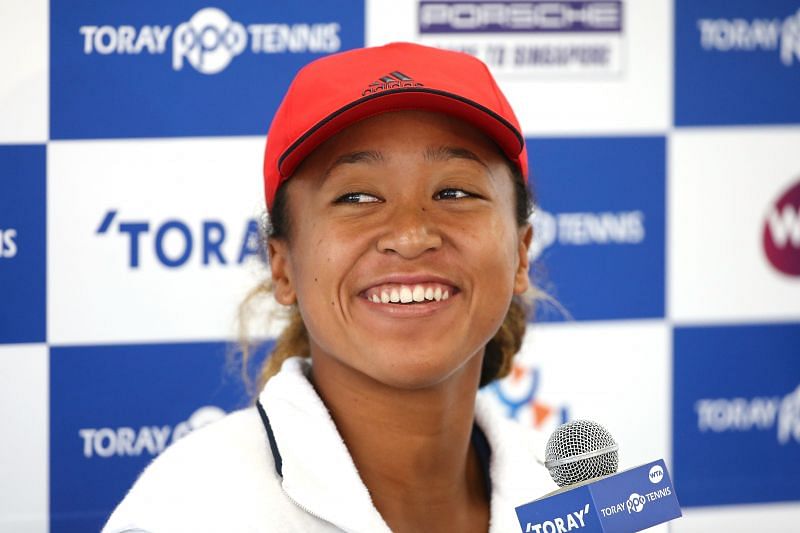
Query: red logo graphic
490 364 568 429
763 178 800 276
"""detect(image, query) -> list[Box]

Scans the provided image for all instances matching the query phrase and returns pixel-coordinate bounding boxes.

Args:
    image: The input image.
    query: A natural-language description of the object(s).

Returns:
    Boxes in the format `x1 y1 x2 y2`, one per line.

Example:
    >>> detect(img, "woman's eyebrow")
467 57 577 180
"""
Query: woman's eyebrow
324 150 384 179
424 145 489 170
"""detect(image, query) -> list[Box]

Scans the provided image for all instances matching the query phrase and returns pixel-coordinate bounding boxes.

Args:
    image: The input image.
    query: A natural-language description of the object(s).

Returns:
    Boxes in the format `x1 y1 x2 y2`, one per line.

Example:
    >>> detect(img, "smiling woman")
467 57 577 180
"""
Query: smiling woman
104 42 555 533
256 110 535 393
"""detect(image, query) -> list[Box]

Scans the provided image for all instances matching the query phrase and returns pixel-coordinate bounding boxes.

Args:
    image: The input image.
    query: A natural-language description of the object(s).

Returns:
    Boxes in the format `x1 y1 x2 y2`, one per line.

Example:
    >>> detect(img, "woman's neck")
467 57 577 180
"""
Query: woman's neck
310 349 490 533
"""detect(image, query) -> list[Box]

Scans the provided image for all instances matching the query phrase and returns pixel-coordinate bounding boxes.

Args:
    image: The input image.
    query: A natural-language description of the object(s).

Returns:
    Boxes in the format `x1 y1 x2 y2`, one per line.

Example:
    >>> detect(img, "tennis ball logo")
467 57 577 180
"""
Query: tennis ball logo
626 493 646 514
763 178 800 276
173 8 247 74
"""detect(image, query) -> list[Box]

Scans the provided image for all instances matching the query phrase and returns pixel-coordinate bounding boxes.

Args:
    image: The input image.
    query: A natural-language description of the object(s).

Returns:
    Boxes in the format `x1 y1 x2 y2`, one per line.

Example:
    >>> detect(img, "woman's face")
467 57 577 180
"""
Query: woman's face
269 110 531 390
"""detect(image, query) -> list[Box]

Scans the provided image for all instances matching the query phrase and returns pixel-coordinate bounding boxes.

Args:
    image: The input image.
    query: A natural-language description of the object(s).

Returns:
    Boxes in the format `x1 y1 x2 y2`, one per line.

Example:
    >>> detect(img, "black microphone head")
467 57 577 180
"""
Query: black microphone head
544 419 619 487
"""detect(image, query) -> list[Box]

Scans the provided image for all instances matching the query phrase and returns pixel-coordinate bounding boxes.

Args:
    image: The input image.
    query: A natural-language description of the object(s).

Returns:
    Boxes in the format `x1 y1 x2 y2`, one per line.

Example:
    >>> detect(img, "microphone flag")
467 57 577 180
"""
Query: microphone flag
515 459 681 532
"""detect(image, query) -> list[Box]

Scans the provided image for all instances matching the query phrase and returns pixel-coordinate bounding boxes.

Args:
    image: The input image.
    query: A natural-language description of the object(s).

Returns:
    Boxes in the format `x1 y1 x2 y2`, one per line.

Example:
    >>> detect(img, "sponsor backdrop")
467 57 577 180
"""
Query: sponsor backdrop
1 0 798 531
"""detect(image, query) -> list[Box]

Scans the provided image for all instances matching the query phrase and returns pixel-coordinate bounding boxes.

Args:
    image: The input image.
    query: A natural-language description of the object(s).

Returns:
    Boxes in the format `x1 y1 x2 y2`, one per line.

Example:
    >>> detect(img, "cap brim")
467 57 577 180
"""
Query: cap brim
277 88 525 179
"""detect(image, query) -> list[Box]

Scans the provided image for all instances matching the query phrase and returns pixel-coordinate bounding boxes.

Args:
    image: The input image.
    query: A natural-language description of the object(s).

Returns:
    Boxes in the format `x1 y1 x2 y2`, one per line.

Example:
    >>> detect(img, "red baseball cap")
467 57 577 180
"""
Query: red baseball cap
263 42 527 209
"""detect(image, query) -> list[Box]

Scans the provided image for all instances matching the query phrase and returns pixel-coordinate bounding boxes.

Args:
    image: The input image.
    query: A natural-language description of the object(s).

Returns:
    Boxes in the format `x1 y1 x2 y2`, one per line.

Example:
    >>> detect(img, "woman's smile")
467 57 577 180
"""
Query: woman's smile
357 276 461 319
361 280 456 305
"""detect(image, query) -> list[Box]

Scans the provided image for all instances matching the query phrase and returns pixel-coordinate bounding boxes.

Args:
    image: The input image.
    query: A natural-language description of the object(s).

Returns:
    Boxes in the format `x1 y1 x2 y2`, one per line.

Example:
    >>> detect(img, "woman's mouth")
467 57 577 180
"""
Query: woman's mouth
361 282 456 305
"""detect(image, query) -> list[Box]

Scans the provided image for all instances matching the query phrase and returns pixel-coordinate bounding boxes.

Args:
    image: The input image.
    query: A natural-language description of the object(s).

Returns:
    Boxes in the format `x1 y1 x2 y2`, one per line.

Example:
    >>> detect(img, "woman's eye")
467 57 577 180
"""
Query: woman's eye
435 188 471 200
334 192 381 204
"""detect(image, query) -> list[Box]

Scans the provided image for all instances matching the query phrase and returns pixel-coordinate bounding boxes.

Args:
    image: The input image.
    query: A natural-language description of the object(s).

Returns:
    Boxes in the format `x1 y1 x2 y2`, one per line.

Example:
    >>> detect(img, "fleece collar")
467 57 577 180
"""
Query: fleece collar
259 357 552 532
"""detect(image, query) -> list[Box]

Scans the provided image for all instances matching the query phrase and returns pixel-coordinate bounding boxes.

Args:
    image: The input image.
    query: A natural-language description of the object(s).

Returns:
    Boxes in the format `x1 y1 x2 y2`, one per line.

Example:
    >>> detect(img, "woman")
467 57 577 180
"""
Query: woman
104 42 554 533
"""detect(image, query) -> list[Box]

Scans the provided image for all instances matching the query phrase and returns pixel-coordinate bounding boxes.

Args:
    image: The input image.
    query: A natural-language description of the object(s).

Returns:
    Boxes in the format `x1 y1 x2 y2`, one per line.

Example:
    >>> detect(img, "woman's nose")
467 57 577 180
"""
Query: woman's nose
376 206 443 259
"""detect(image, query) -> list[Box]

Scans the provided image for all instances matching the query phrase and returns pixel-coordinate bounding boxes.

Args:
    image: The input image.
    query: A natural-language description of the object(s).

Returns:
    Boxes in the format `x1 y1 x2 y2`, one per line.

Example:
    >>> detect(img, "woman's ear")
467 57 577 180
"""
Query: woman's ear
513 224 533 295
268 238 297 305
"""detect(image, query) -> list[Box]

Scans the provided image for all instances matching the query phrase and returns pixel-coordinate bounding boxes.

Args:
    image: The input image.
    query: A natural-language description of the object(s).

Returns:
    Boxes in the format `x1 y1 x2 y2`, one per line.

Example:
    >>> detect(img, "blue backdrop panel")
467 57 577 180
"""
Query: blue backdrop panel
49 342 253 533
675 0 800 126
673 323 800 507
0 145 46 344
50 0 365 139
527 136 666 322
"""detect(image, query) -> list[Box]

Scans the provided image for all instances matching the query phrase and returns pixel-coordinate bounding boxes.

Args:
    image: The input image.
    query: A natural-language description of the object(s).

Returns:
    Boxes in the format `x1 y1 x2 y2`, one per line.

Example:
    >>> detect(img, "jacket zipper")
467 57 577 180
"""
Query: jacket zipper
280 484 347 532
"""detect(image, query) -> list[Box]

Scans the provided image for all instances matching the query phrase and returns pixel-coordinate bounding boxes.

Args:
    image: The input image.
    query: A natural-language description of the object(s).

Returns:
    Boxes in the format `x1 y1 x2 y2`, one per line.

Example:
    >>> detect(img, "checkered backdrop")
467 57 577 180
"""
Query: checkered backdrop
1 1 799 532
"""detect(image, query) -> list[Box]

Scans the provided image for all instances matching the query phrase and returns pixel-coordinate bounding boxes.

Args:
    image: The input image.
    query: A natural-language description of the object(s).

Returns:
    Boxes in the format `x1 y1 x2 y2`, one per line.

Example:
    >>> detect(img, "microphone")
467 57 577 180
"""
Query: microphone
545 419 619 486
515 420 681 533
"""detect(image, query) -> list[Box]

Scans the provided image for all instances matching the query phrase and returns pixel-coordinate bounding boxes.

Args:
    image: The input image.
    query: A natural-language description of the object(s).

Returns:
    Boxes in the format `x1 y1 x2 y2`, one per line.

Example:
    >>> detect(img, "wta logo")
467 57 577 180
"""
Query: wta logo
763 179 800 276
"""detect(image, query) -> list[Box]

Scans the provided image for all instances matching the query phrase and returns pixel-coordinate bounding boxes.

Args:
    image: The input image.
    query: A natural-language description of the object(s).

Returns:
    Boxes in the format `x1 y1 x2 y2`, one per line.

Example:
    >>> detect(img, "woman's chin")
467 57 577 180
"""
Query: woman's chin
357 350 482 391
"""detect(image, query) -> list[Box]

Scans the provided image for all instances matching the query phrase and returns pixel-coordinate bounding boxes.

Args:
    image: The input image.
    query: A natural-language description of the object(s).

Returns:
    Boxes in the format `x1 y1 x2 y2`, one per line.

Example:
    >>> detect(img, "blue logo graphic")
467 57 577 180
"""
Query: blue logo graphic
95 210 263 268
51 1 364 139
526 137 665 322
673 323 800 507
0 145 46 344
489 364 569 428
49 342 256 533
676 0 800 125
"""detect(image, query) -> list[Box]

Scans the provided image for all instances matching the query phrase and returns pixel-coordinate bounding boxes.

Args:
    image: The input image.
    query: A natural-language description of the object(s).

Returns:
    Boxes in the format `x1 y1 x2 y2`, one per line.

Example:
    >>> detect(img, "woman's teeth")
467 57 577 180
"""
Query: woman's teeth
366 284 452 305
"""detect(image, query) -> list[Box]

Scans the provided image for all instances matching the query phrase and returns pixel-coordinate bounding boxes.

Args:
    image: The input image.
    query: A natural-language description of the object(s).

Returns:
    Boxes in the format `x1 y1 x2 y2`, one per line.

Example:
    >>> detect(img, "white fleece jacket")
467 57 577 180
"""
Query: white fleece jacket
104 357 555 532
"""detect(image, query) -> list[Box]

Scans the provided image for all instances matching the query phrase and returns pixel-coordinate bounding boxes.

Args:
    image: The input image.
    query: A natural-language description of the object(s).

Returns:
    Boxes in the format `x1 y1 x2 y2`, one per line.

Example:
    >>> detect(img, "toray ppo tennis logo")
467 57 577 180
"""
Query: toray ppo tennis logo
698 8 800 67
763 178 800 276
79 7 342 75
79 406 226 459
695 384 800 445
0 227 17 258
527 208 645 262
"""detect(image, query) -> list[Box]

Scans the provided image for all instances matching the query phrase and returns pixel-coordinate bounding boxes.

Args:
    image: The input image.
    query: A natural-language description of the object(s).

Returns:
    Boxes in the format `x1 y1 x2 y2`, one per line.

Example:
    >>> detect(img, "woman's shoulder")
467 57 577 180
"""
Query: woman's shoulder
127 406 272 483
102 406 284 532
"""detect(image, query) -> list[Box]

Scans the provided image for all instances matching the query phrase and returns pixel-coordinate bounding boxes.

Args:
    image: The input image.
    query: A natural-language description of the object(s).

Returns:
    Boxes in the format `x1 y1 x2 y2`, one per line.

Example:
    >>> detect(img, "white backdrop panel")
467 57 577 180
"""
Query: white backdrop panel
366 0 671 135
0 0 48 144
485 320 671 470
0 344 48 533
669 127 800 323
47 137 273 345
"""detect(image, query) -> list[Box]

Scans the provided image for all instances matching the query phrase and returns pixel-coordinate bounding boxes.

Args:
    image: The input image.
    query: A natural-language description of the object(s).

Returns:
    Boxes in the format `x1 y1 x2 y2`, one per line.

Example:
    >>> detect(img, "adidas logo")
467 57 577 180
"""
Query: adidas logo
361 71 423 96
